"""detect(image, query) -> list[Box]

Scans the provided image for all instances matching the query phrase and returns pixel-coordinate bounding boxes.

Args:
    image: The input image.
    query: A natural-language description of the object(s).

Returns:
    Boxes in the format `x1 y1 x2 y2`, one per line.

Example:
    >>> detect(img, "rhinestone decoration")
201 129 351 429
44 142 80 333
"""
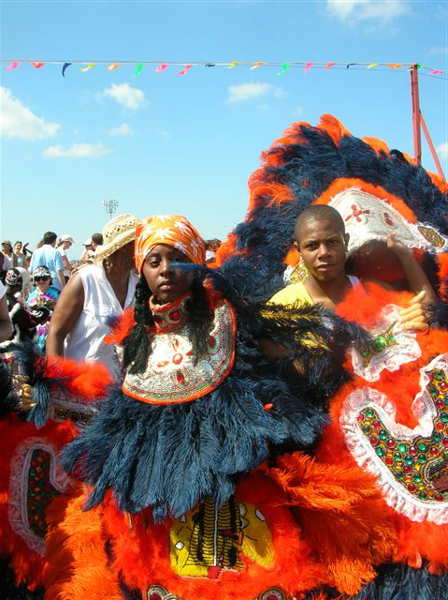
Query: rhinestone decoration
27 449 61 538
358 367 448 503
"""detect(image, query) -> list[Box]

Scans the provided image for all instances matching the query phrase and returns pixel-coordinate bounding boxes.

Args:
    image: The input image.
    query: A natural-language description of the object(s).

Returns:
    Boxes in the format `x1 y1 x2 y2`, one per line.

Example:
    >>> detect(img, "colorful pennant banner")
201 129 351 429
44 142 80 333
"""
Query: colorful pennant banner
0 59 445 78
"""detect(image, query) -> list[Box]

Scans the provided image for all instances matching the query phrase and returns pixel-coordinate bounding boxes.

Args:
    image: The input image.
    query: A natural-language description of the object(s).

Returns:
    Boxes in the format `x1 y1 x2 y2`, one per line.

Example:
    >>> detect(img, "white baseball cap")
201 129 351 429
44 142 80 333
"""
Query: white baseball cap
84 238 92 246
61 234 74 244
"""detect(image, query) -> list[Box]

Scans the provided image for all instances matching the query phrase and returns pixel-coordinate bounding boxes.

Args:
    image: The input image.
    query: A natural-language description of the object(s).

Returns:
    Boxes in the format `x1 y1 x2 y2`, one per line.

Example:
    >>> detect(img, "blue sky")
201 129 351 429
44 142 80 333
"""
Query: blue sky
1 0 447 259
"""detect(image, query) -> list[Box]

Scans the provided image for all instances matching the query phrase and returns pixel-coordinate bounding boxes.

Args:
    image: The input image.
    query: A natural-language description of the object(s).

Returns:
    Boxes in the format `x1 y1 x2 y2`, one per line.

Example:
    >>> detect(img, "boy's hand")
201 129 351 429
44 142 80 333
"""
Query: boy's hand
399 290 429 331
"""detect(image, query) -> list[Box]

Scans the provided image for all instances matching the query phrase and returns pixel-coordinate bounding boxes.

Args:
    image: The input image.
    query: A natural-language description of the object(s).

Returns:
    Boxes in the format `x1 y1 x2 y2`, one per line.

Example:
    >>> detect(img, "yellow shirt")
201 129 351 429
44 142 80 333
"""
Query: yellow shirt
269 281 314 307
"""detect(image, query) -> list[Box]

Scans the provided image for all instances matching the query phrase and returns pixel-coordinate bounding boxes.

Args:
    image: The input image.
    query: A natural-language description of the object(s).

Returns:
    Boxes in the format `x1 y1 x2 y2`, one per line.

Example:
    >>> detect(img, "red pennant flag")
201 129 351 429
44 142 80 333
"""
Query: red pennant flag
155 64 169 73
325 62 336 71
304 62 313 73
177 64 192 75
31 61 44 69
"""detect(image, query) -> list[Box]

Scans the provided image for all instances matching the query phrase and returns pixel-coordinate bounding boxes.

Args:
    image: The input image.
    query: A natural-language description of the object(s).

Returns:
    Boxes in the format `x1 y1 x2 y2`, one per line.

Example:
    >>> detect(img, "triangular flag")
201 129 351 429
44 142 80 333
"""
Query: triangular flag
228 61 239 69
367 63 378 69
325 62 336 71
278 62 290 75
155 64 169 73
250 62 264 70
430 69 443 75
79 63 95 72
177 64 192 75
304 62 313 73
205 63 216 67
387 63 403 70
346 63 357 69
108 63 119 70
62 62 72 77
133 63 144 77
4 61 19 70
31 62 44 69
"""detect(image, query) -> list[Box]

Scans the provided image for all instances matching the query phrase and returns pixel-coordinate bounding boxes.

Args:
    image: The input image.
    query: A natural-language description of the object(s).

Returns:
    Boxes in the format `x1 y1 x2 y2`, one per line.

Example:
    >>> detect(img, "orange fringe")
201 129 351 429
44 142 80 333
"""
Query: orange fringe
104 307 135 346
43 357 113 399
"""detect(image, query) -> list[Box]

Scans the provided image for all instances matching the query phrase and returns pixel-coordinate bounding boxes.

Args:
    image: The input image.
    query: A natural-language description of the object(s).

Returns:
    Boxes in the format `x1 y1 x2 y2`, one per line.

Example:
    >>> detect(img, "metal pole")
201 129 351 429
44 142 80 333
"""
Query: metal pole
420 112 446 181
410 64 422 165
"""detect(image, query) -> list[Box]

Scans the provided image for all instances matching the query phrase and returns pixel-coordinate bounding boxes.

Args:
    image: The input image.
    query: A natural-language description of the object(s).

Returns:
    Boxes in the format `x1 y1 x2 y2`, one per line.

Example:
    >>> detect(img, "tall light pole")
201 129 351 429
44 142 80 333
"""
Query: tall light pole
103 199 119 220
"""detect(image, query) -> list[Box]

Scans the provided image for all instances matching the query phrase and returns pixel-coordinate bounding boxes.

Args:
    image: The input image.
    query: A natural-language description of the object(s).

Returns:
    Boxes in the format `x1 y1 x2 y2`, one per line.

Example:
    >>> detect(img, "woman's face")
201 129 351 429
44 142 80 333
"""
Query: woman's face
142 244 193 304
35 275 51 293
14 242 22 253
63 241 72 250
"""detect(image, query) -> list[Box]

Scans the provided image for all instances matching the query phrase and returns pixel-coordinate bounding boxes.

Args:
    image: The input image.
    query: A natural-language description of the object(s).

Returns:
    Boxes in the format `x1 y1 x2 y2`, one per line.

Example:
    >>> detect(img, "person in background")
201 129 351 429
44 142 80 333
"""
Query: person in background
1 241 13 271
47 214 138 379
205 238 221 263
0 278 12 343
91 232 103 251
29 231 66 292
57 235 74 281
12 241 29 268
80 238 94 263
27 266 60 352
0 253 7 285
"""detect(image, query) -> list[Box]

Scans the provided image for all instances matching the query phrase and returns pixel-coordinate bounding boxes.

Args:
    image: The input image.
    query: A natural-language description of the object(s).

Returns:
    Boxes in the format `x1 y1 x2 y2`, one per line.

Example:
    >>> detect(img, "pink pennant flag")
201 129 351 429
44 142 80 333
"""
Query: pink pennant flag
108 63 119 71
431 69 443 75
155 64 169 73
4 61 19 70
304 62 313 73
250 61 264 70
31 61 44 69
325 62 336 71
177 64 192 75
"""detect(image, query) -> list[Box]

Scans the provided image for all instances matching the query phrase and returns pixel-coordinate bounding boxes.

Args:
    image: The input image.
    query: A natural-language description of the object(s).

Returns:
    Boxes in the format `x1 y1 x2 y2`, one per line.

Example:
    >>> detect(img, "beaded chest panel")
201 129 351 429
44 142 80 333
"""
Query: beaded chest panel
123 300 236 404
341 354 448 523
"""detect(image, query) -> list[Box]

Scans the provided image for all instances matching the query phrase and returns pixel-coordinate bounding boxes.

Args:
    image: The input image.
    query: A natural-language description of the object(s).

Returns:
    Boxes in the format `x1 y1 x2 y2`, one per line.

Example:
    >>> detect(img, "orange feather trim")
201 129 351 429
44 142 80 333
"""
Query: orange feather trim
214 232 245 267
437 252 448 301
104 307 135 346
361 136 390 156
0 414 77 589
44 488 121 600
317 114 352 146
248 182 295 211
268 452 396 596
43 356 113 399
313 177 417 224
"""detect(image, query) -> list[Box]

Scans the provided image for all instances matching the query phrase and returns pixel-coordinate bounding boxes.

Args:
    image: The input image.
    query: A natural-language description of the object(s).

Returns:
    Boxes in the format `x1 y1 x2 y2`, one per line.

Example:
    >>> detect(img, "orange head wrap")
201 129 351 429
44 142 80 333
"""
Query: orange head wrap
135 214 206 274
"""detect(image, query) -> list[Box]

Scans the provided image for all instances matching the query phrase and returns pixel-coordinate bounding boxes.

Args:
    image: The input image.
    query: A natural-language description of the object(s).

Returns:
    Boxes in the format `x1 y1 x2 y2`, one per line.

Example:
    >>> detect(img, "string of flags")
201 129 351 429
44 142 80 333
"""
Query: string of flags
1 59 446 78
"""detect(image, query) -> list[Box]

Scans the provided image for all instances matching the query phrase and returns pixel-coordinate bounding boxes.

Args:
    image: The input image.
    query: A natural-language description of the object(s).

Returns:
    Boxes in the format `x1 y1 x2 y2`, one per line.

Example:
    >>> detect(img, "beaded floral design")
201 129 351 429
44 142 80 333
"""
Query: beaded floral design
341 354 448 523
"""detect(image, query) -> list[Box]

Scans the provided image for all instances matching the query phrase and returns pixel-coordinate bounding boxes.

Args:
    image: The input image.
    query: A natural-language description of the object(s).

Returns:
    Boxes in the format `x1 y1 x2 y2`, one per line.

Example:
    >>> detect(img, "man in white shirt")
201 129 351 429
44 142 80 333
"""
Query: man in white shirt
29 232 66 291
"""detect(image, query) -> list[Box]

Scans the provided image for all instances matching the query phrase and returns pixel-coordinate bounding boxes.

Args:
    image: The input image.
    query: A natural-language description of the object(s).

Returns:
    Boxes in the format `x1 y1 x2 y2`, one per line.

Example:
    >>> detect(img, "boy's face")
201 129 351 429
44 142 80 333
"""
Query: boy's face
296 218 349 282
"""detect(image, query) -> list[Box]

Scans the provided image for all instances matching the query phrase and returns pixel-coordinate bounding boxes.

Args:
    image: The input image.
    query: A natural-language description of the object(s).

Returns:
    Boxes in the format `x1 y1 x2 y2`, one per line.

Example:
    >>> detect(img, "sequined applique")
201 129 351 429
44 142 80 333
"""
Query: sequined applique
341 354 448 523
8 438 70 554
47 389 98 428
170 496 274 579
350 304 421 382
123 299 236 404
417 225 447 250
145 586 287 600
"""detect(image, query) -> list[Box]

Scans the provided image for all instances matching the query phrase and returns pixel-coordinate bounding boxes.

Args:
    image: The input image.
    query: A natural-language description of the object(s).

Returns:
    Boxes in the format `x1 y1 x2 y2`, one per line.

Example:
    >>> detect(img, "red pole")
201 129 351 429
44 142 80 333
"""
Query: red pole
410 64 422 165
420 112 446 181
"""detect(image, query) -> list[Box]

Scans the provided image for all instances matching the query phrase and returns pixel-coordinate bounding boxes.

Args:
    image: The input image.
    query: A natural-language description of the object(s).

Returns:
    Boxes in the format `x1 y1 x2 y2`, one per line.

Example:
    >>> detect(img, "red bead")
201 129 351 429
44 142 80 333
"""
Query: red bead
176 371 185 384
440 382 448 391
403 466 412 474
436 401 445 409
373 421 381 431
170 310 181 321
443 437 448 446
436 423 445 431
209 335 216 348
357 414 364 422
172 353 183 365
409 446 418 456
387 439 395 448
370 436 378 446
407 484 416 492
430 447 439 456
435 495 444 502
385 457 393 465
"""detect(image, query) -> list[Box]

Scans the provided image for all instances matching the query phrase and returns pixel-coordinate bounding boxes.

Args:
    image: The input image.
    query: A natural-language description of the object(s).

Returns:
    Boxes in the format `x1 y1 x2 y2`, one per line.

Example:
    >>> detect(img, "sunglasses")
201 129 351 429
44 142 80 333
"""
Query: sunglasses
34 276 50 282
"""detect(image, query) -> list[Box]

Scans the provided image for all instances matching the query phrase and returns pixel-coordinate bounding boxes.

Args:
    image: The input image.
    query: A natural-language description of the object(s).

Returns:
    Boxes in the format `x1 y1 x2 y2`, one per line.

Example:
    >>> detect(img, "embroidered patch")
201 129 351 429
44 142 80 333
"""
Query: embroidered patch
8 438 70 554
341 354 448 523
170 495 274 579
350 304 421 382
47 389 98 427
123 300 236 404
145 586 287 600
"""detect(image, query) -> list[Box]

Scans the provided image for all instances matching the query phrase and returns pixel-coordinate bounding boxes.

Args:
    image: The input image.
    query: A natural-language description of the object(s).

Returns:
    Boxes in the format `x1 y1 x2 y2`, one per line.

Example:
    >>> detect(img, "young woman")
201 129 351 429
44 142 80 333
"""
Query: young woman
27 266 59 351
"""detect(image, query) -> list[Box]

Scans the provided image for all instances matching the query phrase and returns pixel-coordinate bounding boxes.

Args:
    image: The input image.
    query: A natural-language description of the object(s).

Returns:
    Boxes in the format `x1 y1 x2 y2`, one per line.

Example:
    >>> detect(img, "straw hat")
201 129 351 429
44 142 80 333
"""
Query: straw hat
93 213 136 264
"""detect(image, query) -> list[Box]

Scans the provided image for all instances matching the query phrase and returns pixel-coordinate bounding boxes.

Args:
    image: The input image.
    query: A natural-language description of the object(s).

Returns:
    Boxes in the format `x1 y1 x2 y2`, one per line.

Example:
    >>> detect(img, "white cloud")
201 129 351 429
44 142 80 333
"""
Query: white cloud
151 128 170 139
0 86 60 140
43 143 111 158
227 82 285 103
294 106 304 118
428 46 448 56
98 83 148 110
437 142 448 161
107 123 133 136
326 0 409 25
